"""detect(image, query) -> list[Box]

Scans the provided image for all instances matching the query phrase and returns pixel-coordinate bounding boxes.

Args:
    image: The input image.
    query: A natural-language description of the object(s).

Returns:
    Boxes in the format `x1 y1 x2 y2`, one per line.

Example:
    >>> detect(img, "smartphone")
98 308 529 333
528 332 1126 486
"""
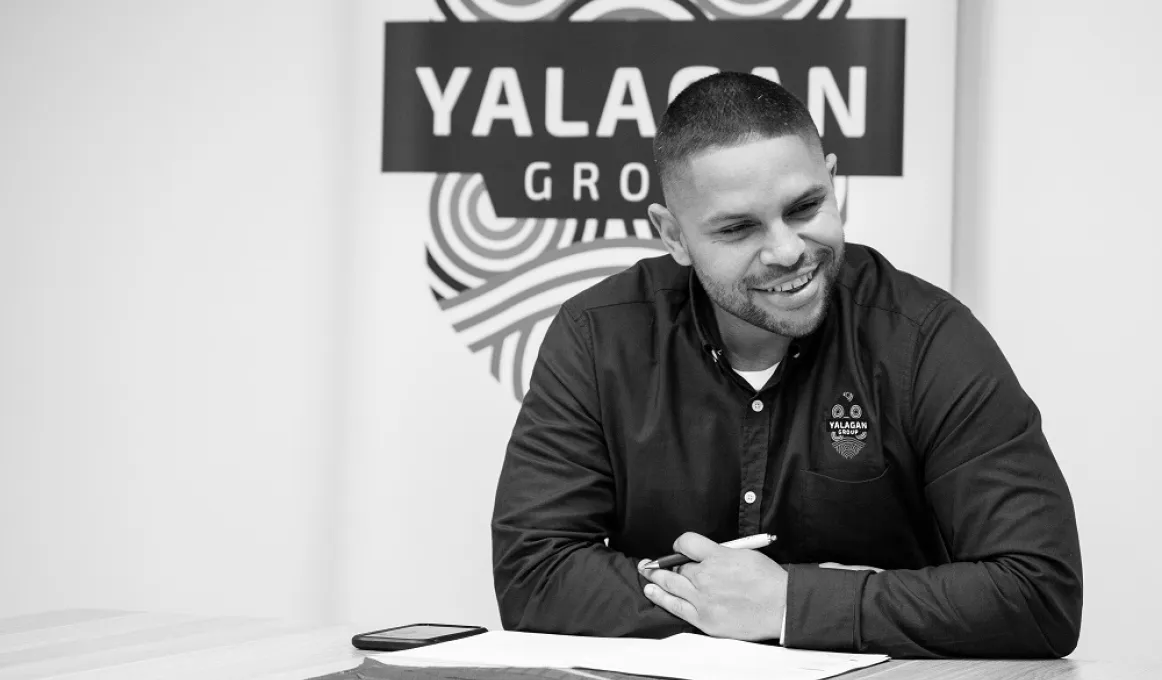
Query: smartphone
351 623 488 652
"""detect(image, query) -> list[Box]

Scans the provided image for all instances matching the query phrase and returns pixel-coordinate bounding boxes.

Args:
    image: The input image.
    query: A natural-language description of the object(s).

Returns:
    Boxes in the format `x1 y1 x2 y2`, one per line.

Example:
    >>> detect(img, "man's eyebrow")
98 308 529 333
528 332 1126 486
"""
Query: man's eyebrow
704 210 754 225
789 183 829 206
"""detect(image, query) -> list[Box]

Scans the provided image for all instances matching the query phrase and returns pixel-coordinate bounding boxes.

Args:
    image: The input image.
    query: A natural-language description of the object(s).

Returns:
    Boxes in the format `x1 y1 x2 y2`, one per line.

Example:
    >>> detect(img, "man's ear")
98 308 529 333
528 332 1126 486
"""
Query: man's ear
825 152 846 227
647 203 691 267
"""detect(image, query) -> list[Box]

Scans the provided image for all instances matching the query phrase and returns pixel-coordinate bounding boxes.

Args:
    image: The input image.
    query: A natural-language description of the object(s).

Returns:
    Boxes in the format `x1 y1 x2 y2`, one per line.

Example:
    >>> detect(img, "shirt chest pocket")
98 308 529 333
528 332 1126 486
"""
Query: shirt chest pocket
781 465 920 570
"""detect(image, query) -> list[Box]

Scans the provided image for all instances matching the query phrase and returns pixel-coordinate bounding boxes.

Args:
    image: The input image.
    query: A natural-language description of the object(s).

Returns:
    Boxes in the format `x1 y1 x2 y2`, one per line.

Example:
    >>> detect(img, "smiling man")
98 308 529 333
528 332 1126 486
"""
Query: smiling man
491 72 1082 658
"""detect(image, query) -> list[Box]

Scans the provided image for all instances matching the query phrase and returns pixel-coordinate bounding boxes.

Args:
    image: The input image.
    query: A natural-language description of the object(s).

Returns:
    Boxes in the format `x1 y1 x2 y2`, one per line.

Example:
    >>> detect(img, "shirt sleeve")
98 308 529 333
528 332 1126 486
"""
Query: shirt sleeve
782 299 1083 658
491 306 694 637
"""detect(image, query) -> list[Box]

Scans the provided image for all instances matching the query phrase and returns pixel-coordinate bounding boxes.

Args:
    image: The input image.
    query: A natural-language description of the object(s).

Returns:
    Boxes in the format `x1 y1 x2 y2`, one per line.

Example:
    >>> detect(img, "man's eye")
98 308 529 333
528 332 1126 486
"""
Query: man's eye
720 223 751 235
789 201 823 219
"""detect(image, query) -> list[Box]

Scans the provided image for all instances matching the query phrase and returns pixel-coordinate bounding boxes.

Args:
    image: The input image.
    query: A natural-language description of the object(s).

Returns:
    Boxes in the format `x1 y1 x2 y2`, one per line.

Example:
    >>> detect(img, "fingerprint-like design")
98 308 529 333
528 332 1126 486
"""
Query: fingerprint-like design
425 0 853 401
562 0 703 21
831 437 867 459
690 0 851 20
427 173 667 400
436 0 850 21
438 0 573 21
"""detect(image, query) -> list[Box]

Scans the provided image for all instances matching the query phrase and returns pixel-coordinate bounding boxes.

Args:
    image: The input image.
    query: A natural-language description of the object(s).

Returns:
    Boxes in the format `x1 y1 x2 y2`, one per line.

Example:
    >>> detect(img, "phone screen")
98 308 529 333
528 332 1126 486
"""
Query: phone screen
368 624 478 640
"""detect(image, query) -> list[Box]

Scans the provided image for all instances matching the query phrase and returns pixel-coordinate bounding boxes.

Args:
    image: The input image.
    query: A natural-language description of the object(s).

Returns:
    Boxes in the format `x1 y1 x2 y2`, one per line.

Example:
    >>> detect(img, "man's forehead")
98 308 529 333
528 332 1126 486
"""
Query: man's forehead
687 134 821 176
664 135 827 216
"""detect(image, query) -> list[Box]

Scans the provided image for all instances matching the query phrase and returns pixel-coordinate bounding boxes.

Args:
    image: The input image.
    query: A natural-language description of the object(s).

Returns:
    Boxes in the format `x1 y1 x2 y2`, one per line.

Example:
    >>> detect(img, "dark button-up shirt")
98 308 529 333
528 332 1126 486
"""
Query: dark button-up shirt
491 244 1082 658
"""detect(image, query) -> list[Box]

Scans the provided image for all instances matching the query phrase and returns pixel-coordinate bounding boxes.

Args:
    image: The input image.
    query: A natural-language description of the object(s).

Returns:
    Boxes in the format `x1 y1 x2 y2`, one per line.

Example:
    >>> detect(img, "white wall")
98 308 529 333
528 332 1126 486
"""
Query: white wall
0 0 346 622
2 0 1159 666
954 0 1162 663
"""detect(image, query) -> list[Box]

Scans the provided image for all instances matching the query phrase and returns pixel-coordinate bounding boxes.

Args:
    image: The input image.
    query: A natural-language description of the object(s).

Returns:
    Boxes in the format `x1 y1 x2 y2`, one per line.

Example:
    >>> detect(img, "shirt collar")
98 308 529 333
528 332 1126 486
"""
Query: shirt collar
688 268 726 361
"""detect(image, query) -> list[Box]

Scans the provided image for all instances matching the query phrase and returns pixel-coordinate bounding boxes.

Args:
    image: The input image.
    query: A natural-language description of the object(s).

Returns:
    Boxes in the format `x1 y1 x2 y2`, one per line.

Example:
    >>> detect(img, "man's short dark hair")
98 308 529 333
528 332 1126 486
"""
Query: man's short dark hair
652 72 822 200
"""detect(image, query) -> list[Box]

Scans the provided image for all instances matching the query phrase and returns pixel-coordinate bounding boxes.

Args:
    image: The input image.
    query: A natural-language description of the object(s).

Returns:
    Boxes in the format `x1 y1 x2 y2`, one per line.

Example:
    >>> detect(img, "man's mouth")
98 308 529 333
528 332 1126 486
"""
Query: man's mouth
756 266 818 295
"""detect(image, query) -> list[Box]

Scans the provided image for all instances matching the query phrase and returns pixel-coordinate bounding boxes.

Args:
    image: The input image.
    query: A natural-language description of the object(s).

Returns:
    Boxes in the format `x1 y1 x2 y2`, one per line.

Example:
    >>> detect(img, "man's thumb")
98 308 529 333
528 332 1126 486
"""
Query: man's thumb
672 532 721 561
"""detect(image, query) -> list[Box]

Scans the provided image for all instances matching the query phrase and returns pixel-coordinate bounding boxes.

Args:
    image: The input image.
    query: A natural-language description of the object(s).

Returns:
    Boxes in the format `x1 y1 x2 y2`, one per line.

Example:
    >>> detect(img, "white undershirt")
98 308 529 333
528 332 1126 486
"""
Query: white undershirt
734 362 779 391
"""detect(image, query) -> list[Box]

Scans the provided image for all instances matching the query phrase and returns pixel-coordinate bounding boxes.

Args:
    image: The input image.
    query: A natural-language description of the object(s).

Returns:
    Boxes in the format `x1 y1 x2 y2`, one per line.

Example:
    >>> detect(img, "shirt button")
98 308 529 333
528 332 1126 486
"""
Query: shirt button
751 400 763 412
744 491 757 504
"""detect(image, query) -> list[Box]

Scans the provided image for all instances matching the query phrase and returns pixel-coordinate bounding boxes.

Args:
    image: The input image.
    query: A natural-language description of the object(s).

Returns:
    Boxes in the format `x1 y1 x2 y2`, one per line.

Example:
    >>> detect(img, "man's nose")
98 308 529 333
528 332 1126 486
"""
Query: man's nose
758 221 806 268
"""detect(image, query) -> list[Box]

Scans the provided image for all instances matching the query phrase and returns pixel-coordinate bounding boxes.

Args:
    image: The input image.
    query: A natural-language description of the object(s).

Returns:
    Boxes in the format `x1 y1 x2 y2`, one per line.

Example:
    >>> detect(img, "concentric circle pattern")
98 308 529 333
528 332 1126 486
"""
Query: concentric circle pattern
438 0 851 21
427 173 667 400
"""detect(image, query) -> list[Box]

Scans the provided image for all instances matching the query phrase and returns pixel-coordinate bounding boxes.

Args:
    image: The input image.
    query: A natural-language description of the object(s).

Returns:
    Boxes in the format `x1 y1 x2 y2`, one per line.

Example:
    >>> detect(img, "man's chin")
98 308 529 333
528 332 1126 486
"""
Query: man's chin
767 303 827 338
750 278 832 335
771 279 838 337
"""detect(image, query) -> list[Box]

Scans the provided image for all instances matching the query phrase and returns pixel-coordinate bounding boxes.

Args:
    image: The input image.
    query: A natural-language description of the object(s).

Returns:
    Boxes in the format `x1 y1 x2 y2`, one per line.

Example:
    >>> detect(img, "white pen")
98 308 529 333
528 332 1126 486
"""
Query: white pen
641 532 776 570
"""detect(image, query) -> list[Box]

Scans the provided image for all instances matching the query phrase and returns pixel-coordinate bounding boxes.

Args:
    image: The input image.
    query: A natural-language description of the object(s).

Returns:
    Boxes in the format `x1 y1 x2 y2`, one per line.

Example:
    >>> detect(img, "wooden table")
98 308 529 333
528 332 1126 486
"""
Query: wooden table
0 610 1150 680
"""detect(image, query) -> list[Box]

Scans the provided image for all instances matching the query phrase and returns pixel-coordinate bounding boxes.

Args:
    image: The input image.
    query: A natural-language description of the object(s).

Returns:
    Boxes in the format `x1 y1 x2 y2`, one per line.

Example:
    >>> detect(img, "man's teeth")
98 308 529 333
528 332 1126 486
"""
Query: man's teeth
765 270 814 293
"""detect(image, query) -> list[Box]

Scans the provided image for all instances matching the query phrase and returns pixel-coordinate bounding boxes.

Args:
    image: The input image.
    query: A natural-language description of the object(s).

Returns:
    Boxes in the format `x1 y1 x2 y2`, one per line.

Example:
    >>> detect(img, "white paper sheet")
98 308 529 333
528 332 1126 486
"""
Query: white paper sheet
371 630 889 680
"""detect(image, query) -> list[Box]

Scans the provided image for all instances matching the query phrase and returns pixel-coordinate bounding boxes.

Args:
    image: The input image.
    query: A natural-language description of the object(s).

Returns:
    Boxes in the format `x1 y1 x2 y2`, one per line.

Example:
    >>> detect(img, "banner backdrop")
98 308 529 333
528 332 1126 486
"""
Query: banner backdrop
338 0 956 629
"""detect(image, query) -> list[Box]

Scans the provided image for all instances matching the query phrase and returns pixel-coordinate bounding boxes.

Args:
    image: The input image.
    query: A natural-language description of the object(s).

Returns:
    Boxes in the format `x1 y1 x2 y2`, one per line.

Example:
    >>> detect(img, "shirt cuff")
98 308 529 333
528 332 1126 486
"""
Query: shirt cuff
782 564 871 652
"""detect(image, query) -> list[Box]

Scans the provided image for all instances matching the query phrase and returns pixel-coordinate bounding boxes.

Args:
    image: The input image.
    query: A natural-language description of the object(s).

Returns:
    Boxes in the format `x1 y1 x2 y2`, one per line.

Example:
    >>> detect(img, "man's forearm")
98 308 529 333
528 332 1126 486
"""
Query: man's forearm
784 558 1082 658
493 532 693 637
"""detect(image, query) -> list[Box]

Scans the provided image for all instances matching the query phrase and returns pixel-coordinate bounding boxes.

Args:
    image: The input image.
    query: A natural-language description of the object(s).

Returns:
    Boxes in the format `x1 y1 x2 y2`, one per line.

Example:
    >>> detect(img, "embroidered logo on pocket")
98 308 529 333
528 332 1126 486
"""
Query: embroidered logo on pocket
828 391 870 459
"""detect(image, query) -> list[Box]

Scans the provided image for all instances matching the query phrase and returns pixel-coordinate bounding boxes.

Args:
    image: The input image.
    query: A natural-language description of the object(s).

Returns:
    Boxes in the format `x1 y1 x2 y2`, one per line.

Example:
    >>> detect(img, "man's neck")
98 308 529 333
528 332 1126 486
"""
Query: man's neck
713 306 791 371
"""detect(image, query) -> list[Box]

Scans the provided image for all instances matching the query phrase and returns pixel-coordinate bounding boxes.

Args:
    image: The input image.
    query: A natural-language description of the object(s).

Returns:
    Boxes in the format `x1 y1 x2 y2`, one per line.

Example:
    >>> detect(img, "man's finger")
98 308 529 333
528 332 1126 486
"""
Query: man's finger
643 583 699 625
672 532 722 562
641 564 699 601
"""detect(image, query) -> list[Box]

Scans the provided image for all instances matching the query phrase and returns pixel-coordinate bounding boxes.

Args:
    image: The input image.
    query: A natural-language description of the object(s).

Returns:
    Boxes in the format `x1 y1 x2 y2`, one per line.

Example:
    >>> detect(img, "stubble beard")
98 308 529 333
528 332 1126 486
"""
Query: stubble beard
695 244 844 339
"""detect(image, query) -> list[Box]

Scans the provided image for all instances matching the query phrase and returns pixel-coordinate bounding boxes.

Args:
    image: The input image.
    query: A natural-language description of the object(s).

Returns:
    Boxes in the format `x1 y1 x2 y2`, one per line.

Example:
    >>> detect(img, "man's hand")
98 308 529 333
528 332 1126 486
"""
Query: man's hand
637 532 787 641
